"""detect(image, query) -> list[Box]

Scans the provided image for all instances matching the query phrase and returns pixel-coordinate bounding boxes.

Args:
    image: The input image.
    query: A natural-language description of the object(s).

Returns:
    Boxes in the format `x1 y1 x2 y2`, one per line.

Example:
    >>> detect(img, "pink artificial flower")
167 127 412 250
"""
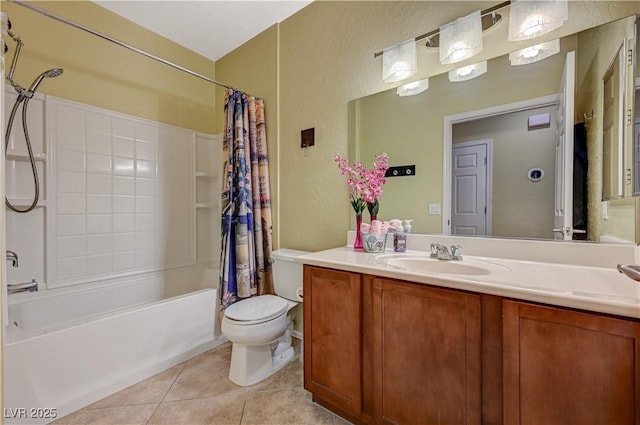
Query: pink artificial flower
335 153 389 215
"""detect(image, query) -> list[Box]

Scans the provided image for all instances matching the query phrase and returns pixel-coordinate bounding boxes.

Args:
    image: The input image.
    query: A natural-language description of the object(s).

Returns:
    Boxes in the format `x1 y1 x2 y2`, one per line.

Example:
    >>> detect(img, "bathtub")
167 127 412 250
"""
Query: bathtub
3 268 225 424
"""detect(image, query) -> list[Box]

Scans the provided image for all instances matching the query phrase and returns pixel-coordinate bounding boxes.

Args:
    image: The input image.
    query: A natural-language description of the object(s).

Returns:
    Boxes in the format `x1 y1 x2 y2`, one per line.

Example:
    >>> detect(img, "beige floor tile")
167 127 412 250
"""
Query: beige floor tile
164 343 247 401
51 403 158 425
87 364 184 409
247 355 303 392
148 393 245 425
241 388 334 425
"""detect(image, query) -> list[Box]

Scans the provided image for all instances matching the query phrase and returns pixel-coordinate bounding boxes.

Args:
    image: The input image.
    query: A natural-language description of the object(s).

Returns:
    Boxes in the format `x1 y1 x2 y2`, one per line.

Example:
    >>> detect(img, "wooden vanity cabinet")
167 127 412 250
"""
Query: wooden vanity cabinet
370 275 482 425
303 266 363 421
303 265 640 425
503 300 640 425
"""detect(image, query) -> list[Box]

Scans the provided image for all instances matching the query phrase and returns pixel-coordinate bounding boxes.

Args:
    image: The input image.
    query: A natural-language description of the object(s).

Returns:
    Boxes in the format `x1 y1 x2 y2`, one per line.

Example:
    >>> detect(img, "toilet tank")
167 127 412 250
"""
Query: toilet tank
271 249 309 302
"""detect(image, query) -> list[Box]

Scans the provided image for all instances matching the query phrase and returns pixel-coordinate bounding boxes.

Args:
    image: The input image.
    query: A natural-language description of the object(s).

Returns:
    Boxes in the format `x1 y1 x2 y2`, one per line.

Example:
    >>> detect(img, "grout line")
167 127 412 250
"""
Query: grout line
239 391 248 425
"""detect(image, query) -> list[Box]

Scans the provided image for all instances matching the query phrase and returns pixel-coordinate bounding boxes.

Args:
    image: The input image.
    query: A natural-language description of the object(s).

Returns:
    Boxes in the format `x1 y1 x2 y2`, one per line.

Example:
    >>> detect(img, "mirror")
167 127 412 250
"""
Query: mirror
352 14 637 244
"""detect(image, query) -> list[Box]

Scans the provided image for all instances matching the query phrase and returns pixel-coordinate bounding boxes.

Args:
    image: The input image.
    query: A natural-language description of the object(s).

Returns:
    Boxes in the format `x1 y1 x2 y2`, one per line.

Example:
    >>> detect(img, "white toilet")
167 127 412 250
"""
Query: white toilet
221 249 308 386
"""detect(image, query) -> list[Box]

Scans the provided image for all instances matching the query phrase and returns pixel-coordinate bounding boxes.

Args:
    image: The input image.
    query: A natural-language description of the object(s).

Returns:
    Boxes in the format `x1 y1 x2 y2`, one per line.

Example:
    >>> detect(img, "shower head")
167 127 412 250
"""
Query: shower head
28 68 64 92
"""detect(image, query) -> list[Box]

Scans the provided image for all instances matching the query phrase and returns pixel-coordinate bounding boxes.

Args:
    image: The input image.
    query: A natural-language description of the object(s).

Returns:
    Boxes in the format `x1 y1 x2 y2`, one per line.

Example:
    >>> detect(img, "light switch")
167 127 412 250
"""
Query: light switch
428 203 441 215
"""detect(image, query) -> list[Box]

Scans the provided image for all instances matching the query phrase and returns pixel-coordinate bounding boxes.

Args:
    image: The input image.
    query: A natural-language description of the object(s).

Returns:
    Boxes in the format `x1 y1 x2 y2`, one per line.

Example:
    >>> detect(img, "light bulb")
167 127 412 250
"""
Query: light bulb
457 66 473 77
521 46 540 59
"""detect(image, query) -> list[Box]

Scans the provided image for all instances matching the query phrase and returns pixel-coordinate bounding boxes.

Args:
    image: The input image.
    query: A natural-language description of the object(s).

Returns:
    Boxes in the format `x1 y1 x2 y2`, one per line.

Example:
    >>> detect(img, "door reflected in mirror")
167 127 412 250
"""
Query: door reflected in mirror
352 14 637 244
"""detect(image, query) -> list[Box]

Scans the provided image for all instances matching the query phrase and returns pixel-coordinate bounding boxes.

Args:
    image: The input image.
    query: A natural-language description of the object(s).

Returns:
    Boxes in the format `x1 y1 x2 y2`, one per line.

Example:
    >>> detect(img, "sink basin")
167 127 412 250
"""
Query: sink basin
377 255 510 276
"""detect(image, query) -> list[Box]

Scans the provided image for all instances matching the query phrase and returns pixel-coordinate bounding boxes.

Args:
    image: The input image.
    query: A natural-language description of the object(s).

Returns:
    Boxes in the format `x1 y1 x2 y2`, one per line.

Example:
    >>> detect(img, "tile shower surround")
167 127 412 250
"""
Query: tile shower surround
47 97 195 288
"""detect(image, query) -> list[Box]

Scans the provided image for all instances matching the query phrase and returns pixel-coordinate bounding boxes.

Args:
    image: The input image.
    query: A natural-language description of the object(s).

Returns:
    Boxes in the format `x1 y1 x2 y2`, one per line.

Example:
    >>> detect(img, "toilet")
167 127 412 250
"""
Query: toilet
221 249 308 386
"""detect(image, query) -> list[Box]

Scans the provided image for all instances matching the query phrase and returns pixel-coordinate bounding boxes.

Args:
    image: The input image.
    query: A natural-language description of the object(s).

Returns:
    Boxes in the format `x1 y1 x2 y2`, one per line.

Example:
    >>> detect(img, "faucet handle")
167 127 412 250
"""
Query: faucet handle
429 243 440 258
450 245 463 260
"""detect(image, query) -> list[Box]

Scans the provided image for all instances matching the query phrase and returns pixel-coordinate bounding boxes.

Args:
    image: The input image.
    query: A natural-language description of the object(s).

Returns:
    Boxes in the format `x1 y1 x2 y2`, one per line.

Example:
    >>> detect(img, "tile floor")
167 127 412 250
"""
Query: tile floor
52 341 350 425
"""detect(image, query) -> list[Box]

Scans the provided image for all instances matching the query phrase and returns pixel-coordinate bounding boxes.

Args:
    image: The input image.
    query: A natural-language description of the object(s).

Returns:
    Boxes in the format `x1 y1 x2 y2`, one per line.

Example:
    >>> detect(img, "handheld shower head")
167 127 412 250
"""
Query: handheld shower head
28 68 63 92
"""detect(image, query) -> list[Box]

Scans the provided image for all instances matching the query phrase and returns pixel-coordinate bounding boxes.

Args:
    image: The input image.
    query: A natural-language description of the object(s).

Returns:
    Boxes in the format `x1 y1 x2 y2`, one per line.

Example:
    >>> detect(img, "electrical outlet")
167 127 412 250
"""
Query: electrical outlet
386 165 415 177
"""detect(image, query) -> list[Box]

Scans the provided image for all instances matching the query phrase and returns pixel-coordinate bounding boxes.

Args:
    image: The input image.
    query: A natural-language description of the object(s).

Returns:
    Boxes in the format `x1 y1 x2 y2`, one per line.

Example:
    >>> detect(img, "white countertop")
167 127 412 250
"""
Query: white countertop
297 247 640 319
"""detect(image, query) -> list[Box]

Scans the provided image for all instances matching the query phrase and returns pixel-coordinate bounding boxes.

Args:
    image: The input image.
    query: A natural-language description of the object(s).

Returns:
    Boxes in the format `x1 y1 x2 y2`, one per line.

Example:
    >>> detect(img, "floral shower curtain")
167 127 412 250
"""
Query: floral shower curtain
220 89 274 309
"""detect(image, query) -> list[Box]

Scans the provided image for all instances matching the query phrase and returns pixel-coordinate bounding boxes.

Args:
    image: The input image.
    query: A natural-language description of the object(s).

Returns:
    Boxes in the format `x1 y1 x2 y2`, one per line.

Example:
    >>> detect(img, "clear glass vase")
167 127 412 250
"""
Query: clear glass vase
354 213 363 250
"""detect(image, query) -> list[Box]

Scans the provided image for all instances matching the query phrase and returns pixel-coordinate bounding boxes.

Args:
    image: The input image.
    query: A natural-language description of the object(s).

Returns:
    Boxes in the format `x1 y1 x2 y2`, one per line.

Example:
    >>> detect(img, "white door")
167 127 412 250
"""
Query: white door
553 51 575 240
451 141 490 235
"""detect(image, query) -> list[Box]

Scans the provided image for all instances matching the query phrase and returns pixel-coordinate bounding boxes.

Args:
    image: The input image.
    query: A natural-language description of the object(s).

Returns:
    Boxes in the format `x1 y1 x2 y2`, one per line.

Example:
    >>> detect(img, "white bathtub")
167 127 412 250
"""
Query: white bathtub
3 268 224 424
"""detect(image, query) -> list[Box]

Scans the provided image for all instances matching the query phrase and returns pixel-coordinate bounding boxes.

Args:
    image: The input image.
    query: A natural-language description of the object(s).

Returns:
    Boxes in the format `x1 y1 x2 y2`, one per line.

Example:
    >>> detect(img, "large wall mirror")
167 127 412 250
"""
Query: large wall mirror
351 12 638 245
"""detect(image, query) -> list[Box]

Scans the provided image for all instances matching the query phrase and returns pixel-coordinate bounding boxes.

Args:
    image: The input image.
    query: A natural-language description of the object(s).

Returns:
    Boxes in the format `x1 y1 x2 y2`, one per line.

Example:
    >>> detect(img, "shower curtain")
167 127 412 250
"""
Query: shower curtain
220 89 274 309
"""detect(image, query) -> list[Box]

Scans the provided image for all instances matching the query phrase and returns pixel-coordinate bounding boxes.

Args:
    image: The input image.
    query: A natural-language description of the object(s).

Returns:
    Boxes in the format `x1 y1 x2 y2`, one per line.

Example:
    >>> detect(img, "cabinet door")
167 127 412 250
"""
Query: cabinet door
372 277 482 425
303 266 362 417
503 300 640 425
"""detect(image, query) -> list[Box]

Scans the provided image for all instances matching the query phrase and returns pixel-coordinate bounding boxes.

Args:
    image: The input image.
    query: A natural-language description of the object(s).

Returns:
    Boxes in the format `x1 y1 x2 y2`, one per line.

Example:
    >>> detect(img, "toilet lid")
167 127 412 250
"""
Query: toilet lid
224 295 288 323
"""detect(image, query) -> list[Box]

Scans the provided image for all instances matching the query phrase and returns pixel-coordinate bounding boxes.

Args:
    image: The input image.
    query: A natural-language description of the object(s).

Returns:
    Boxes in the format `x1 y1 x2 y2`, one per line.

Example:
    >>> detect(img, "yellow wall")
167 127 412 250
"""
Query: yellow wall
1 0 216 133
576 14 636 242
217 0 639 252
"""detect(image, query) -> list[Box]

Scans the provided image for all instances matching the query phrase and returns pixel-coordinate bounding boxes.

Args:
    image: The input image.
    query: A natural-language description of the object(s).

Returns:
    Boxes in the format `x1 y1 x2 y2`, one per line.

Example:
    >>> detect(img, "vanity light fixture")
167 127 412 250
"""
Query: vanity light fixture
509 38 560 65
396 78 429 96
508 0 568 41
439 10 483 65
382 38 417 83
448 61 487 82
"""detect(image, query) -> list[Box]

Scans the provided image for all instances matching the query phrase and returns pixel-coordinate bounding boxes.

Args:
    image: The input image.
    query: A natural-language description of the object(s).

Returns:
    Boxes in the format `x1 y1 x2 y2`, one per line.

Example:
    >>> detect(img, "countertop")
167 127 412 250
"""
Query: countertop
297 247 640 319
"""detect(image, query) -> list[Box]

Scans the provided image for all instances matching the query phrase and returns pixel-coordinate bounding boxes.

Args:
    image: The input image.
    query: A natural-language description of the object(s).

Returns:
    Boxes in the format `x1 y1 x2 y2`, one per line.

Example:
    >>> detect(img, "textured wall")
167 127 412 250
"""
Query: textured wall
219 0 638 252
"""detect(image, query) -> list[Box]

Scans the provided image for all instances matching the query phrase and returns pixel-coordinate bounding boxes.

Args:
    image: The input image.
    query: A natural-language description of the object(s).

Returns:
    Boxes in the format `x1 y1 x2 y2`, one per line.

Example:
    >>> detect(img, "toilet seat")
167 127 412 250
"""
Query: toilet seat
224 295 289 325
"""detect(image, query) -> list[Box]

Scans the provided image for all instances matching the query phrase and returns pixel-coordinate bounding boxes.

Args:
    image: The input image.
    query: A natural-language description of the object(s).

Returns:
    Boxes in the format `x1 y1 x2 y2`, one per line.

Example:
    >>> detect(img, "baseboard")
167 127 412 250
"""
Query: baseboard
292 330 303 340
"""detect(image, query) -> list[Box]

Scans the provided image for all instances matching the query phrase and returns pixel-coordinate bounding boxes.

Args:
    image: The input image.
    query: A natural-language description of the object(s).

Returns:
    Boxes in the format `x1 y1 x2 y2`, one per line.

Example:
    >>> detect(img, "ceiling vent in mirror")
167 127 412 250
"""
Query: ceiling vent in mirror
509 38 560 65
396 78 429 96
508 0 568 41
449 61 487 82
382 38 417 83
439 10 483 64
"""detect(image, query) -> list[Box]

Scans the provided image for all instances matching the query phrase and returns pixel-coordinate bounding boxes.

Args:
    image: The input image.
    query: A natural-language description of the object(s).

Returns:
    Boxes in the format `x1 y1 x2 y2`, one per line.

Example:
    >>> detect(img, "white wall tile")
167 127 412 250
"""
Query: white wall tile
86 112 111 134
87 234 113 255
136 232 156 250
113 137 134 158
57 149 86 172
136 178 155 196
87 194 112 214
136 214 155 232
57 257 87 280
135 141 155 160
87 153 112 174
113 251 135 271
113 232 135 252
113 214 135 233
58 171 86 193
58 235 86 258
87 214 112 234
87 254 113 275
86 132 112 155
58 193 86 214
57 105 86 131
135 160 156 178
87 174 112 194
135 196 155 214
57 128 86 151
135 249 155 268
113 176 135 195
113 195 135 213
113 157 134 176
112 118 134 139
58 214 86 236
135 123 157 143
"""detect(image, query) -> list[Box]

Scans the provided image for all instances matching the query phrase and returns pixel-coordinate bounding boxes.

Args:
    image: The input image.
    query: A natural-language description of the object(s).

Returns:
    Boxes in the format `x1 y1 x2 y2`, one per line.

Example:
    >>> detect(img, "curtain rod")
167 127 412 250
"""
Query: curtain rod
9 0 235 90
373 1 511 58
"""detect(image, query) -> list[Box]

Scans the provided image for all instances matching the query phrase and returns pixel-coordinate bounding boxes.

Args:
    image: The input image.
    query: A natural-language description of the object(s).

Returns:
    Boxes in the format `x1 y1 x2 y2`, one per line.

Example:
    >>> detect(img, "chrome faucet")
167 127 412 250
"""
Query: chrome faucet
6 250 18 267
429 243 463 261
8 279 38 295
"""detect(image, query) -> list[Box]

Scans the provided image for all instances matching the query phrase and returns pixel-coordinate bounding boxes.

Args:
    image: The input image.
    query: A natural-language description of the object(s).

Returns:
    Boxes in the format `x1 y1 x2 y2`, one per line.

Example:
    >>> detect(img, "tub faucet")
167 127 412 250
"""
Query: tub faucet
6 250 18 267
8 279 38 295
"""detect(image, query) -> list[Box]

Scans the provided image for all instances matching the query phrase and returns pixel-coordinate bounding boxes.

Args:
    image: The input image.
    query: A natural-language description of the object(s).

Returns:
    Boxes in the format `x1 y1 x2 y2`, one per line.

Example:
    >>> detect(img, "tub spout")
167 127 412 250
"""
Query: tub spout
8 279 38 295
6 250 18 267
